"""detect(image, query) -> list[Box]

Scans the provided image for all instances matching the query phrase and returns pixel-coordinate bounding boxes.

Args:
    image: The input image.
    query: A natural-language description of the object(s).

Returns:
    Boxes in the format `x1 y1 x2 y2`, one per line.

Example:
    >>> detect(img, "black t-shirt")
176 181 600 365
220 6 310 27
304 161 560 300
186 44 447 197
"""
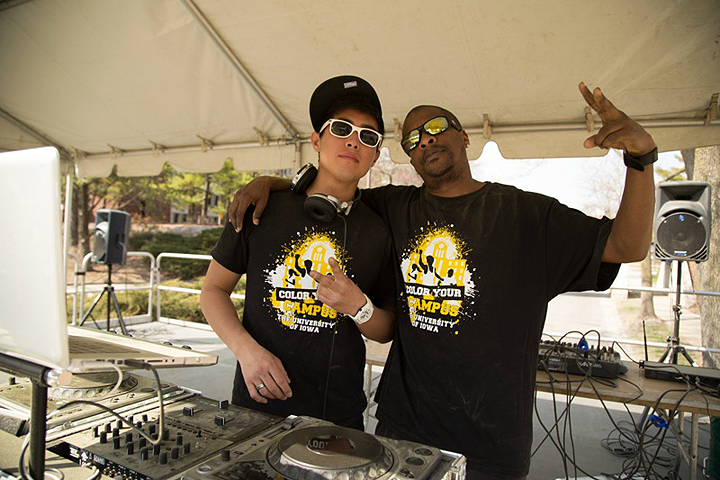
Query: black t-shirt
362 183 619 477
210 190 396 427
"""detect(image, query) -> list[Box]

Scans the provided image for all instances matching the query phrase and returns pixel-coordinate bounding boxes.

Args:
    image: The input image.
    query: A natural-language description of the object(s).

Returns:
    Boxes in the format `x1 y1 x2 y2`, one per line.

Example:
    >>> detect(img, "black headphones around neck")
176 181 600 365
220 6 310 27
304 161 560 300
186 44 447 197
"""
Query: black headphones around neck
290 164 361 223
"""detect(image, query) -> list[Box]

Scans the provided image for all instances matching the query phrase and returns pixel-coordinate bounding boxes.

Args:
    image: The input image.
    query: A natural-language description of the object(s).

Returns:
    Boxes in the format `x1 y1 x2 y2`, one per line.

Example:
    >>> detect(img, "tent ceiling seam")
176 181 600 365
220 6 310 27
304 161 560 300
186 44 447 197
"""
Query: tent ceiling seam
0 106 70 159
706 93 718 126
75 116 719 161
181 0 299 139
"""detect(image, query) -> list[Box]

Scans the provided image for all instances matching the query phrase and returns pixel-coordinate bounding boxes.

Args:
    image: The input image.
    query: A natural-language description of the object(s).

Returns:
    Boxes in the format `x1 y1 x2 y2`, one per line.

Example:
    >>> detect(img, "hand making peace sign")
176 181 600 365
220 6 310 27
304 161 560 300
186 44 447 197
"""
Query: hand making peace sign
579 81 656 157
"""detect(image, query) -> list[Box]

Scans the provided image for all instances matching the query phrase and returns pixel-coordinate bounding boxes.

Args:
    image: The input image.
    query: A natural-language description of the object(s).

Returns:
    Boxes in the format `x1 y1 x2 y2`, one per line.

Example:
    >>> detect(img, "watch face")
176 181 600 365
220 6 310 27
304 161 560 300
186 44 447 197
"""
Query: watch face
352 298 373 324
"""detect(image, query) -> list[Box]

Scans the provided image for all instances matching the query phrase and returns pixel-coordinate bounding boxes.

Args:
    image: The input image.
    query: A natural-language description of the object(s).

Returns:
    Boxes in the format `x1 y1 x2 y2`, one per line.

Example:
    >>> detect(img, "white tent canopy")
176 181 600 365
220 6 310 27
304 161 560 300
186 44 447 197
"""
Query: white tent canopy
1 0 718 178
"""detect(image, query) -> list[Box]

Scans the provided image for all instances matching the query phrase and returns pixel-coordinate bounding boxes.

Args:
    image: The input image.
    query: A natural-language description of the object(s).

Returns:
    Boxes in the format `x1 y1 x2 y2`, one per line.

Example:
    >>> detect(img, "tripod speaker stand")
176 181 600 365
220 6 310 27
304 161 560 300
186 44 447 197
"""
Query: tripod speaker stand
657 260 696 366
78 264 129 335
79 209 131 334
652 180 711 365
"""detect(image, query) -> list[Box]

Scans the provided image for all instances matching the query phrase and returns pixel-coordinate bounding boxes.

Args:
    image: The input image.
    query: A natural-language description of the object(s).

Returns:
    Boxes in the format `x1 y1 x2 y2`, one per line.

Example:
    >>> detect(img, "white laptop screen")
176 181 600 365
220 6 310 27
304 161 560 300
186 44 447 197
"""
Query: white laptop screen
0 147 69 370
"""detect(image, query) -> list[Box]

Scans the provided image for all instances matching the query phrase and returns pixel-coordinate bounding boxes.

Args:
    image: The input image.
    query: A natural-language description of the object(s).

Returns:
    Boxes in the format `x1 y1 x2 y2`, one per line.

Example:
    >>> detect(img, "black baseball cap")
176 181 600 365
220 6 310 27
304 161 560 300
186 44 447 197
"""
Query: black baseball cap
309 75 384 134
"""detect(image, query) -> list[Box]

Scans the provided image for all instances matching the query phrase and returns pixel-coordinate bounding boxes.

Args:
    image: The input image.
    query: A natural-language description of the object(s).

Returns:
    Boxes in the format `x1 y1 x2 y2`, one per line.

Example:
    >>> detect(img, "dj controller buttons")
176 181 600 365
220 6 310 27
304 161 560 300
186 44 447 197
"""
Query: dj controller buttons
414 447 433 456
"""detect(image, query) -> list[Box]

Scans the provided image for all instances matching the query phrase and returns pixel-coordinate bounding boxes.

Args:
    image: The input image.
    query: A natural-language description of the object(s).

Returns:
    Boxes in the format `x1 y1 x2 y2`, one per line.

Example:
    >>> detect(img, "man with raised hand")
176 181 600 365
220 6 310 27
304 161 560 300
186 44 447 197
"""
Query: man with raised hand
227 82 656 478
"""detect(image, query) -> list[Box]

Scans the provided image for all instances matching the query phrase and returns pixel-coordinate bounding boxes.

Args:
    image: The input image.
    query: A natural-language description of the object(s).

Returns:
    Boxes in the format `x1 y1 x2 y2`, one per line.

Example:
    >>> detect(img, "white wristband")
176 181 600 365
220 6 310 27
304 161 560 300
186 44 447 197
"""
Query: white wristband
349 293 374 324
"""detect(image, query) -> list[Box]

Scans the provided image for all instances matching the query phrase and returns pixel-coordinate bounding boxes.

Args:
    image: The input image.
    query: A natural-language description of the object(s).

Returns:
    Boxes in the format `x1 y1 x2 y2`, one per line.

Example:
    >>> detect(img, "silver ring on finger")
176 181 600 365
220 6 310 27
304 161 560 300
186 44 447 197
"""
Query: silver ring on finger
256 382 265 391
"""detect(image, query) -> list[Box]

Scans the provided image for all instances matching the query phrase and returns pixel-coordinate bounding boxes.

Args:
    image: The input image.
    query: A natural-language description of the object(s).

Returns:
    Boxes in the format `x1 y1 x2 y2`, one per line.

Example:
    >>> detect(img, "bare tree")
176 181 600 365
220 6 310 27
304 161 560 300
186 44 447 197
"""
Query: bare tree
692 145 720 367
638 254 658 320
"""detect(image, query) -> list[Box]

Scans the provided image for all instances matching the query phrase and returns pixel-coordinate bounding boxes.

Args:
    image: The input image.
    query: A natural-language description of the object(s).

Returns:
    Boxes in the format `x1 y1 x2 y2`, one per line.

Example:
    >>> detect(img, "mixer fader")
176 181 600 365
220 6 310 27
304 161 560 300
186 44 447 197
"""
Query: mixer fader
50 394 281 480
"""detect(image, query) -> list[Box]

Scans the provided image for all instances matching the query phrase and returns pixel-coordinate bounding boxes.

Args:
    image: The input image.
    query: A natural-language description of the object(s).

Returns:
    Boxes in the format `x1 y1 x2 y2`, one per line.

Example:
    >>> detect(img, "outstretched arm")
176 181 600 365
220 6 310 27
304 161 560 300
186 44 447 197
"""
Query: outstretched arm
227 176 291 232
579 82 656 264
200 260 292 404
309 258 396 343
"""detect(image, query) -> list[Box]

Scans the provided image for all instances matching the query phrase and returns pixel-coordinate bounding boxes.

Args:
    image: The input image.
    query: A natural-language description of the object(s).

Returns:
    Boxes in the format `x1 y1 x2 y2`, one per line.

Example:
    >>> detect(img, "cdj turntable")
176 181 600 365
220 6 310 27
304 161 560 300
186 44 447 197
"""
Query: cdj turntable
0 372 187 440
172 415 466 480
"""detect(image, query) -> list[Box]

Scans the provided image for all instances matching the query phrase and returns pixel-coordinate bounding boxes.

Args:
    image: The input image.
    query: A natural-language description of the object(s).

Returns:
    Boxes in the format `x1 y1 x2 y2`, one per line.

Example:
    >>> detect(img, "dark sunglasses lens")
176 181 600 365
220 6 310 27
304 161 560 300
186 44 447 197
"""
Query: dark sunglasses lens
424 116 449 135
330 120 352 137
359 129 380 147
402 130 420 152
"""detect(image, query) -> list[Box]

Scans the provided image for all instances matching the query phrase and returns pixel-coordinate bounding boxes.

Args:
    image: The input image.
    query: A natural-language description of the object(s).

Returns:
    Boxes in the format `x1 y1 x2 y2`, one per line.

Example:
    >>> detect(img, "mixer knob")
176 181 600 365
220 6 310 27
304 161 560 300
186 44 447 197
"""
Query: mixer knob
93 426 100 438
99 432 107 444
171 447 179 459
162 428 170 441
126 443 134 455
104 423 112 433
219 400 229 410
142 414 149 422
153 444 161 456
125 432 133 444
214 416 227 426
184 443 191 455
183 406 195 417
140 448 149 461
149 425 157 435
112 427 120 438
113 437 121 450
159 452 168 465
221 449 230 462
176 433 183 445
139 438 147 449
116 420 123 430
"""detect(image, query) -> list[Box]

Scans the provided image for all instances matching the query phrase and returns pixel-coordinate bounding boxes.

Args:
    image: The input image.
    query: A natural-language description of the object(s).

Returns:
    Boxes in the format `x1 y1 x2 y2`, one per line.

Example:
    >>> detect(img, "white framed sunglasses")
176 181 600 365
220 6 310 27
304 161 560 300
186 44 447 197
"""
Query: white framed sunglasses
319 119 383 148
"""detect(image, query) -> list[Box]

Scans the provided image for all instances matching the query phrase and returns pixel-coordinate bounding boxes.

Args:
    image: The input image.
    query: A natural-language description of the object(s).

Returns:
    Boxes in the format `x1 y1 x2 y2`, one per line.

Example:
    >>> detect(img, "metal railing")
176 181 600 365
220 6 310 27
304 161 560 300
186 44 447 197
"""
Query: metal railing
68 252 720 353
154 252 245 323
71 251 155 327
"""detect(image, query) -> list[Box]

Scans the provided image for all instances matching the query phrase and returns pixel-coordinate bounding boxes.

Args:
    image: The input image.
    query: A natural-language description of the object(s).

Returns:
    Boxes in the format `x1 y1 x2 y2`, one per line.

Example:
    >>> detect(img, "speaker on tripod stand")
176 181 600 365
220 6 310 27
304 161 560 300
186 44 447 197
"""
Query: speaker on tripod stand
654 181 712 262
652 181 712 365
80 209 131 334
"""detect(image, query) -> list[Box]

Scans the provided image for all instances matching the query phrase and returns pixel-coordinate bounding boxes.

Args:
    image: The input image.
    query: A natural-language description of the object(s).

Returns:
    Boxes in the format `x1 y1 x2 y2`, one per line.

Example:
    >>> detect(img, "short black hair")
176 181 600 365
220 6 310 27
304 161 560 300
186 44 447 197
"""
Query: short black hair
323 93 384 135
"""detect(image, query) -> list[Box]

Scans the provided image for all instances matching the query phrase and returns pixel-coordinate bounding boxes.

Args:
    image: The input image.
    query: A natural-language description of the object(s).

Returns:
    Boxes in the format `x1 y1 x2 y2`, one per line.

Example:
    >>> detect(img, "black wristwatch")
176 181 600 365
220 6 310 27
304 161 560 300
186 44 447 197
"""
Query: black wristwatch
623 147 658 172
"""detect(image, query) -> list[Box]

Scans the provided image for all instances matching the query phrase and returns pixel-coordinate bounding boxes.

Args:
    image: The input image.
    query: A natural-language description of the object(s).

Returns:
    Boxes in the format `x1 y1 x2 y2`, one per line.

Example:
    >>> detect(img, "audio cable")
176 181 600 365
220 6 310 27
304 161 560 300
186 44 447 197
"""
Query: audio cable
18 362 167 480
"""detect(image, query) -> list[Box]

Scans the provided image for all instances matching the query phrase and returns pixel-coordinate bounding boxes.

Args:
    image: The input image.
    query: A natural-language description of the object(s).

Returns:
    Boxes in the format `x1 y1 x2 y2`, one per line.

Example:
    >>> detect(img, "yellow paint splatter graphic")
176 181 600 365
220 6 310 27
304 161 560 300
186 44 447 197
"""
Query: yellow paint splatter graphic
264 230 346 333
401 225 476 334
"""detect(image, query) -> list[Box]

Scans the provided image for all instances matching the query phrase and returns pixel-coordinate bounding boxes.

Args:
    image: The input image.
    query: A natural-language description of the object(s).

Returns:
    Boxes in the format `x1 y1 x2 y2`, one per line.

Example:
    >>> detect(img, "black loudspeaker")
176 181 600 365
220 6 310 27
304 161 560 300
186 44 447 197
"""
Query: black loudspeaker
654 181 712 262
291 164 361 223
92 209 131 265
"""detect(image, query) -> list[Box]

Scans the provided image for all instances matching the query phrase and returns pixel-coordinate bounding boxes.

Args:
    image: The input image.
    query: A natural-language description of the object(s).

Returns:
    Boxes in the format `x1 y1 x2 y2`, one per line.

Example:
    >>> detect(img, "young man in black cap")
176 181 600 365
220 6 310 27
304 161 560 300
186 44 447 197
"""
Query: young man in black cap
226 83 657 478
200 75 396 430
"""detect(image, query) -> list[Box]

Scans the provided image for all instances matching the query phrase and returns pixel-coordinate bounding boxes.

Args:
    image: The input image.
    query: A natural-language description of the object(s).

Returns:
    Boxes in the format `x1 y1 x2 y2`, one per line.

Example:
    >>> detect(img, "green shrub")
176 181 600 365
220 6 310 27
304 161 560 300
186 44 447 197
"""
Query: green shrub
68 277 246 325
68 287 152 325
134 228 224 280
69 228 249 325
128 231 156 251
158 278 245 324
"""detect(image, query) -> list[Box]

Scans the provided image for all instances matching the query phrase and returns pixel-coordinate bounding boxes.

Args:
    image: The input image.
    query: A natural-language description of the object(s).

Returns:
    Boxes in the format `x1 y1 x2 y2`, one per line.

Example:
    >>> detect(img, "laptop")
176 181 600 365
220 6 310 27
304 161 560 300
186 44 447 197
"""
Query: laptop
0 147 218 374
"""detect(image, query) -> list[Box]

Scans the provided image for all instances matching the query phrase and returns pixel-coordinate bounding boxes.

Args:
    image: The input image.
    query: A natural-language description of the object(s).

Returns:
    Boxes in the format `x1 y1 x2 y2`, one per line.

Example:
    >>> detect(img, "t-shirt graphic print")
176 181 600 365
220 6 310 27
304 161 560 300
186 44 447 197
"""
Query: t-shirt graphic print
264 230 344 334
401 224 477 335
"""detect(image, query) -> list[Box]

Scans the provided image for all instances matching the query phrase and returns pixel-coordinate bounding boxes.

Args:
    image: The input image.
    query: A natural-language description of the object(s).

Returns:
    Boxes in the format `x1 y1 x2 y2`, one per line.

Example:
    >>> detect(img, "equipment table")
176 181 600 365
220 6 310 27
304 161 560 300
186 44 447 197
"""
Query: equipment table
364 340 720 480
537 364 720 480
